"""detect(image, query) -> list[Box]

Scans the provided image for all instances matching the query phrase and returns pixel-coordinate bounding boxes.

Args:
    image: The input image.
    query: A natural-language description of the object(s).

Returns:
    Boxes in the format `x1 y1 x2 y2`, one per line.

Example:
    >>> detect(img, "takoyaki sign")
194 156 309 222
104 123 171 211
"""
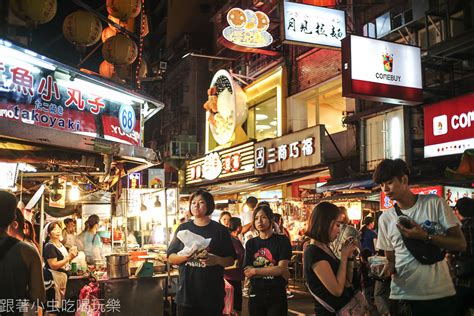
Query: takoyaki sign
186 141 255 185
222 8 273 48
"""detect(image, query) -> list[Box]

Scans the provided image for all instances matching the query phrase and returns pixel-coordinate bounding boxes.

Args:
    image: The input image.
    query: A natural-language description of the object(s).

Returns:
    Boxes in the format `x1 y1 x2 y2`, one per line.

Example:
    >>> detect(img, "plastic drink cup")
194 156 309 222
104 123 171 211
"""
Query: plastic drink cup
71 262 77 274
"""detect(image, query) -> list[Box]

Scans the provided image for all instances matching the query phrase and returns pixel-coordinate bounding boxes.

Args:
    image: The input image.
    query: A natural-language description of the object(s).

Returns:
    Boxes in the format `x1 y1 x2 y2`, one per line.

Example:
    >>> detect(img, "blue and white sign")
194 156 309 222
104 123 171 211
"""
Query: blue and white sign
119 103 136 134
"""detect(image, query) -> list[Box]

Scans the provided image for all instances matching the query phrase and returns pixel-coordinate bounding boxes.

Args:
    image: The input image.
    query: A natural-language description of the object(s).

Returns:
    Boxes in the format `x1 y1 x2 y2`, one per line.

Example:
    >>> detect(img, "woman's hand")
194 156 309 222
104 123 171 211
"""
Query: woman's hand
68 248 78 262
200 253 221 266
340 238 357 259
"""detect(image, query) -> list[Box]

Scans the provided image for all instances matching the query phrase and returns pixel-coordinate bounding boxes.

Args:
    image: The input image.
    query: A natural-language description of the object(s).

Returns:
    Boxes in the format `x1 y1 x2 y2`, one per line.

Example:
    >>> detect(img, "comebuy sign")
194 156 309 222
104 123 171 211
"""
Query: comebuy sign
342 35 423 105
424 93 474 158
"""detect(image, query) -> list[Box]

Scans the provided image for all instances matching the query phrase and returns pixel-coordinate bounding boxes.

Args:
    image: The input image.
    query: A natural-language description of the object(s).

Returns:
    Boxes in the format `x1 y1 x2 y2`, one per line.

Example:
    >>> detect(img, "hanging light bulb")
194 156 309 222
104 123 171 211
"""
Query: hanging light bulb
69 179 80 201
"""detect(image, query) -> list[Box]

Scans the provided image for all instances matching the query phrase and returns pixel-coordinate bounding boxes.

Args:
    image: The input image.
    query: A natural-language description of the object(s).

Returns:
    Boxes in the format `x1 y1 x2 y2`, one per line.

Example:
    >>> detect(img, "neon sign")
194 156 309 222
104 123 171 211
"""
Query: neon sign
222 8 273 48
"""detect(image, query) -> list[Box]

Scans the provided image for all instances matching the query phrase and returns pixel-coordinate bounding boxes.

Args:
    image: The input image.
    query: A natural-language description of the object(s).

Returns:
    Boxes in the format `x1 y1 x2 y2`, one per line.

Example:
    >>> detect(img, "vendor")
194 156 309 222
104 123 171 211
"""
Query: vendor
79 215 103 264
43 221 78 313
62 218 77 250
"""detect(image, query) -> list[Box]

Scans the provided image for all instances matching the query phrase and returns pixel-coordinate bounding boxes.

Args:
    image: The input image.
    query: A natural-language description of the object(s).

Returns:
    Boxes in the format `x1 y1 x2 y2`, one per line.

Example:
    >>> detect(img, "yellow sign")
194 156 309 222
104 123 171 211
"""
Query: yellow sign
222 8 273 48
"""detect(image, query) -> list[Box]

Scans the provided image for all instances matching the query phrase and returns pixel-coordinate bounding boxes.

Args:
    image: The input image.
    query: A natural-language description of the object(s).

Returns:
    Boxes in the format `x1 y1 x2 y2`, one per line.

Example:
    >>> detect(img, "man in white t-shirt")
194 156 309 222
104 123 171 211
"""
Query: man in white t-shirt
373 159 466 316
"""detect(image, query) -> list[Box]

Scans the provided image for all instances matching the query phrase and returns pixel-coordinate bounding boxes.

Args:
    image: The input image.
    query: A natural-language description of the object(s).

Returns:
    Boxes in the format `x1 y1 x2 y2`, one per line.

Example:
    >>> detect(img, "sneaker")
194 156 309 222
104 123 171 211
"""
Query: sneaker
286 291 294 299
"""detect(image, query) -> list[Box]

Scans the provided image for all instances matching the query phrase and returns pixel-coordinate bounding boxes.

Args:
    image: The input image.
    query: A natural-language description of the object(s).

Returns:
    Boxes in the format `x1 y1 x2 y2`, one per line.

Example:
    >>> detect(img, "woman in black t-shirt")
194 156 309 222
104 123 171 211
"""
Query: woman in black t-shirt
304 202 357 315
43 221 78 313
167 190 236 316
244 204 292 316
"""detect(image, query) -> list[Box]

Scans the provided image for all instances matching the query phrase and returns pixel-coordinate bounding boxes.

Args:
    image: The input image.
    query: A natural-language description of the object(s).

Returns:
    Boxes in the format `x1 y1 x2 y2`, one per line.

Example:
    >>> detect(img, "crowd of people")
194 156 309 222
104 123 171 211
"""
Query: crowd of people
1 157 474 316
0 192 105 315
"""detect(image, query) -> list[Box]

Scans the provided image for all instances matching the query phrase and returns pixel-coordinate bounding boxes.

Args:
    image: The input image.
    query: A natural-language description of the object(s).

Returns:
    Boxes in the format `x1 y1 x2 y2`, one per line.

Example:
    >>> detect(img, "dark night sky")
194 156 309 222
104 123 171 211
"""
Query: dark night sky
27 1 117 73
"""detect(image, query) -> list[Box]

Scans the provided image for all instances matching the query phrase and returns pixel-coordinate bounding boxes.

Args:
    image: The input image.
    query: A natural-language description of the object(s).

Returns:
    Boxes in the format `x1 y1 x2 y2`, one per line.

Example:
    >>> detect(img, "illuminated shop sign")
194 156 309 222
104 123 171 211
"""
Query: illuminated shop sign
380 186 443 210
444 186 474 207
186 141 255 185
282 2 346 48
222 8 273 48
254 125 323 175
424 93 474 158
342 35 422 105
0 39 144 145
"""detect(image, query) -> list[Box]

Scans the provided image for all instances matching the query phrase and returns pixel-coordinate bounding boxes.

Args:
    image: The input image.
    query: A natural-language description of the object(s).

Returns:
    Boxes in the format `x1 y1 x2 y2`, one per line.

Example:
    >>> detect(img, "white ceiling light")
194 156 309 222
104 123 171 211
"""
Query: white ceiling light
256 124 271 130
270 120 277 126
256 114 268 120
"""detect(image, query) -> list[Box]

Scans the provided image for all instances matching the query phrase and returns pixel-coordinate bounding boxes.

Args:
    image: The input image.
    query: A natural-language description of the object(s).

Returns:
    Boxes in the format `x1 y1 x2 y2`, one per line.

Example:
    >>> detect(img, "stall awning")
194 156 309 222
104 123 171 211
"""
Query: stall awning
208 169 330 196
316 178 375 193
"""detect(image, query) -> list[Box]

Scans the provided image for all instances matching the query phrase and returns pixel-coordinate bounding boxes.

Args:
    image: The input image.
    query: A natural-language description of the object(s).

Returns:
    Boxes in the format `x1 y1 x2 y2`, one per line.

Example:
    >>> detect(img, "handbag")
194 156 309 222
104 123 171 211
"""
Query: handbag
306 283 369 316
455 256 474 278
222 279 234 315
394 203 445 265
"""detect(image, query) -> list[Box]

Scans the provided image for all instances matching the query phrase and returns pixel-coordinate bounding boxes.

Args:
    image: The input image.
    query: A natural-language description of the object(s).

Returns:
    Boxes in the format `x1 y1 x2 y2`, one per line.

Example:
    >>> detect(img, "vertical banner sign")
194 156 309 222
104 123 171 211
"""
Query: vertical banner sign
0 40 142 145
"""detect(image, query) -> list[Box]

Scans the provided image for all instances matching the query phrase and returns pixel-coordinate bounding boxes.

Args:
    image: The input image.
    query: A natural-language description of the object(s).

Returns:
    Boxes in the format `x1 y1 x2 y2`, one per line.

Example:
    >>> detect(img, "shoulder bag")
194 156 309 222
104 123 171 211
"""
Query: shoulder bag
306 283 369 316
394 203 445 265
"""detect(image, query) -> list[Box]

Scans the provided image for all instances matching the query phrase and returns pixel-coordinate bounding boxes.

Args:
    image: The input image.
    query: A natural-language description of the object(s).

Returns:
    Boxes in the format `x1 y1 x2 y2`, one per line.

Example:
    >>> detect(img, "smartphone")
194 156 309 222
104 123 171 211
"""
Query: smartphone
398 215 413 229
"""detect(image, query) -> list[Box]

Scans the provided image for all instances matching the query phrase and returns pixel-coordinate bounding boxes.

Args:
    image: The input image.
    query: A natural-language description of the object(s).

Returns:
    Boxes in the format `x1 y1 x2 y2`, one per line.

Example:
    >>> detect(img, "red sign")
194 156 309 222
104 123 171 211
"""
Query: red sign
424 93 474 158
0 44 141 146
380 186 443 210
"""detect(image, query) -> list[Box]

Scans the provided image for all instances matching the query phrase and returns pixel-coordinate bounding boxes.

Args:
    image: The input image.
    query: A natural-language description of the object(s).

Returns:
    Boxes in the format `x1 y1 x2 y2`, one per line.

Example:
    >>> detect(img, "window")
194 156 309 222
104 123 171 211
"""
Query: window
365 108 405 171
246 89 278 141
288 79 347 134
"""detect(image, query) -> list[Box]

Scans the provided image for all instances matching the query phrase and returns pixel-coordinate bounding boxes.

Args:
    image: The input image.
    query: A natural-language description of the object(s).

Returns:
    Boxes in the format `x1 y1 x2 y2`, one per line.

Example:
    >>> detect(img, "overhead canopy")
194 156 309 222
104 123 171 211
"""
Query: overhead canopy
316 178 375 193
207 169 329 196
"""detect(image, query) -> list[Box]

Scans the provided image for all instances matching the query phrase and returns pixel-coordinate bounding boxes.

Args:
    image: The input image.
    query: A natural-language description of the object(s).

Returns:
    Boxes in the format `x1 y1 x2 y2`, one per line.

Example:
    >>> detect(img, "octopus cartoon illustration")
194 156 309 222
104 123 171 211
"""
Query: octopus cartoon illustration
253 248 275 267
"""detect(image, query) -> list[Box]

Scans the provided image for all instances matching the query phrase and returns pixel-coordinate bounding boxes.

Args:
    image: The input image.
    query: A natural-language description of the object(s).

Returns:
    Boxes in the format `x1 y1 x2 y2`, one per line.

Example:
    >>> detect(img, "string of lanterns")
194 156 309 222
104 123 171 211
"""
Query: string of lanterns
10 0 147 88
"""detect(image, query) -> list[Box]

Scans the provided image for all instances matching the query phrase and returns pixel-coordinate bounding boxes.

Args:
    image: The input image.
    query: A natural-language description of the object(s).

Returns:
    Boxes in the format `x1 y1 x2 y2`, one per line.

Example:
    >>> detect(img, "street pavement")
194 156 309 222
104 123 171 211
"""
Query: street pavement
240 283 316 316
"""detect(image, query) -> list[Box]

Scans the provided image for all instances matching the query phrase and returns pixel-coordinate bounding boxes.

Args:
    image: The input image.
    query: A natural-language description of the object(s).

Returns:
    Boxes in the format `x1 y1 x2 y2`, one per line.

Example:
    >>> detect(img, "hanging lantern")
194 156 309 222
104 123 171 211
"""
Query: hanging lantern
101 27 117 43
63 10 102 47
10 0 57 25
99 61 115 79
106 0 141 20
107 15 127 31
114 60 146 82
138 60 147 78
102 34 138 65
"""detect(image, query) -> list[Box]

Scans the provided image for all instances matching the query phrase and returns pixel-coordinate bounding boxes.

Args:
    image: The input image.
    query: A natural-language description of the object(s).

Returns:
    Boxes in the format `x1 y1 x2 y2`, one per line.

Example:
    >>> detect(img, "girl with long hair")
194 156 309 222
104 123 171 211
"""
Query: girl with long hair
244 204 292 316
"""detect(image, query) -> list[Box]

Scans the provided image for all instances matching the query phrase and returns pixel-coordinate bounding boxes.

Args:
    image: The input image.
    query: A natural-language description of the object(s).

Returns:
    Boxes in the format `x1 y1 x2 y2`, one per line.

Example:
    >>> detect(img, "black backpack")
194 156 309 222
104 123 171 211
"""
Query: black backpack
394 203 445 265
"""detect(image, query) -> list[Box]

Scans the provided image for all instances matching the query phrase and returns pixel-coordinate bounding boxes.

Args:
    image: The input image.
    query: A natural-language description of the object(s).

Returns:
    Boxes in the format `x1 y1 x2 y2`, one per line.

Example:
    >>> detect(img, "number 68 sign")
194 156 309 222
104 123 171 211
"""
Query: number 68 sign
119 104 136 134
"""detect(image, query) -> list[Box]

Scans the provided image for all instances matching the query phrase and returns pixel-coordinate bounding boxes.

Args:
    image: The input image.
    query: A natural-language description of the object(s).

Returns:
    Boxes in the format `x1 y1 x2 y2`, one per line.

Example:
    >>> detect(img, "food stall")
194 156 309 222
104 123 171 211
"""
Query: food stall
0 38 175 315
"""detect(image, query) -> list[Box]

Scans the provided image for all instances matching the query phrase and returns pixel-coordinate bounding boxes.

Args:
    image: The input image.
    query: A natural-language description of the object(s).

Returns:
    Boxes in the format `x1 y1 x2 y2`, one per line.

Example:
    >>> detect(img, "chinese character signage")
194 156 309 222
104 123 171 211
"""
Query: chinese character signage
186 141 255 185
222 8 273 48
423 93 474 158
254 125 324 175
282 2 346 48
342 35 422 105
0 39 142 145
444 186 474 206
380 186 443 210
